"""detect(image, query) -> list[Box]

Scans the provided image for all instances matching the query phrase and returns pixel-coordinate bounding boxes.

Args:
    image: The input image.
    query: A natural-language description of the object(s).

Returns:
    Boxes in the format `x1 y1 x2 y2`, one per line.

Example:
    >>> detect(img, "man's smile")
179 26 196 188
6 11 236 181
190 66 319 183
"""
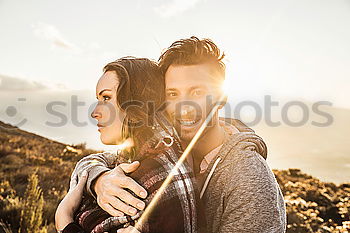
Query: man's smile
175 116 202 128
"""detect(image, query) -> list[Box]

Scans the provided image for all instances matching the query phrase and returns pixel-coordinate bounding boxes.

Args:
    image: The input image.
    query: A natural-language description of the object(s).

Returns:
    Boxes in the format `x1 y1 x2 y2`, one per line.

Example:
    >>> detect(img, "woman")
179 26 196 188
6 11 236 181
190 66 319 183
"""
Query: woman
55 57 199 233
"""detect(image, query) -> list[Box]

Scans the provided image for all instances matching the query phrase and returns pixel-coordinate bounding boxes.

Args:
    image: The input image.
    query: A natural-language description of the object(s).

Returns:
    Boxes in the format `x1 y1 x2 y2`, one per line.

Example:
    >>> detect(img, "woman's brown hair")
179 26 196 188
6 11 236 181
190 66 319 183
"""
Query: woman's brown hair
103 57 165 159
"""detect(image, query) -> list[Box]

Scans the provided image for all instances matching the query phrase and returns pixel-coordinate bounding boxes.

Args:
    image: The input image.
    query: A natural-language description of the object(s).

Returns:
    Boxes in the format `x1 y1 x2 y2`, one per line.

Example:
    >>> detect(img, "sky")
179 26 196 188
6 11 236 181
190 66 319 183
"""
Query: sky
0 0 350 182
0 0 349 107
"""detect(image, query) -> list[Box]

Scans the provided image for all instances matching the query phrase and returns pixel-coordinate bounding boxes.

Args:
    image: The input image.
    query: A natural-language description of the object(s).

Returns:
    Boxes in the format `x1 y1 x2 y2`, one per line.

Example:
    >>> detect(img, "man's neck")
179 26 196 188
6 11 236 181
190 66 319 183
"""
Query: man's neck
194 124 225 157
187 120 225 173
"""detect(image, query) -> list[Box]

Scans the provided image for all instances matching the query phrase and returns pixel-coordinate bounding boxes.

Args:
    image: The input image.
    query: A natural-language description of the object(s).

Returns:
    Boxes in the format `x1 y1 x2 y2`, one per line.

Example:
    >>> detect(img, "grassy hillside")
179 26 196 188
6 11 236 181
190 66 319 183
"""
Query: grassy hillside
0 121 97 232
0 121 349 232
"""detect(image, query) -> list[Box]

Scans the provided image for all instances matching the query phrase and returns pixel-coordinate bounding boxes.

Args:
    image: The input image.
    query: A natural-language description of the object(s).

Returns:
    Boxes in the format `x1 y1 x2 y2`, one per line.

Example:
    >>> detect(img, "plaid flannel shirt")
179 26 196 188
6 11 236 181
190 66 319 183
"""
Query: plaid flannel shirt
70 113 199 233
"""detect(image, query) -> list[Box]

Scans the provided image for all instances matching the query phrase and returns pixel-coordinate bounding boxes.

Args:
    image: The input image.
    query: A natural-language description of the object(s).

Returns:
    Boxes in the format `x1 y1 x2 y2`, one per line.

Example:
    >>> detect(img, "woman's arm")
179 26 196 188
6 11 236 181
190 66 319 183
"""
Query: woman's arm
55 171 88 233
69 152 118 196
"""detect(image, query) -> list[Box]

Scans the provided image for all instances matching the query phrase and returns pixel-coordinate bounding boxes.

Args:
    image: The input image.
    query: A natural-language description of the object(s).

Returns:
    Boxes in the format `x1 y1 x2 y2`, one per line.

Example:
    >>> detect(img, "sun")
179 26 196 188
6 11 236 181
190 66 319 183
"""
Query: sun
221 78 233 100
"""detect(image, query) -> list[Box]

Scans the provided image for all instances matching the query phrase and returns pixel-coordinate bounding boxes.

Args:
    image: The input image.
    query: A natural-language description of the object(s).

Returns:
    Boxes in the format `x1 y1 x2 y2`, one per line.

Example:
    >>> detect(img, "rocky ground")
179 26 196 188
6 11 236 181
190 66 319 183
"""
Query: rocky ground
274 169 350 232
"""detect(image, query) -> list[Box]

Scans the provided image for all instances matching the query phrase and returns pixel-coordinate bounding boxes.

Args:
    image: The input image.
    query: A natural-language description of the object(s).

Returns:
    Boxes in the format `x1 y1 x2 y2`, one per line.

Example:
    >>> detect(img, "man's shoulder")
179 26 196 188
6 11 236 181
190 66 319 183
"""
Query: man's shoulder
212 147 282 214
207 118 270 187
220 132 268 163
215 131 274 188
220 117 255 133
219 117 267 159
219 147 271 181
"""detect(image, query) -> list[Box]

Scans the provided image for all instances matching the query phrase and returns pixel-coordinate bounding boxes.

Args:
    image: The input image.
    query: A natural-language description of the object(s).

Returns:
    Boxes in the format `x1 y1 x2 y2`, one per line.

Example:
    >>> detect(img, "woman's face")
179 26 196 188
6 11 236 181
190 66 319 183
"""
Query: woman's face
91 71 126 145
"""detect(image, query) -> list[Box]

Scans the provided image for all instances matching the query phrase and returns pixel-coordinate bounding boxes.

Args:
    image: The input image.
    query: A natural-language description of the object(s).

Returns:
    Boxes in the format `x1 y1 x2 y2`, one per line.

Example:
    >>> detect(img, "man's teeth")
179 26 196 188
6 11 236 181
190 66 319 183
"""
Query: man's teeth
179 120 196 126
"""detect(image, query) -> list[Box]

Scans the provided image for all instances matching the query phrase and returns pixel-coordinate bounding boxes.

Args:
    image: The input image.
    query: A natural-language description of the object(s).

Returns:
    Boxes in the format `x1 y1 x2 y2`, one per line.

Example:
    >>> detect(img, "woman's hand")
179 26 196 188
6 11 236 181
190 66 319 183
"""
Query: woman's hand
55 170 88 231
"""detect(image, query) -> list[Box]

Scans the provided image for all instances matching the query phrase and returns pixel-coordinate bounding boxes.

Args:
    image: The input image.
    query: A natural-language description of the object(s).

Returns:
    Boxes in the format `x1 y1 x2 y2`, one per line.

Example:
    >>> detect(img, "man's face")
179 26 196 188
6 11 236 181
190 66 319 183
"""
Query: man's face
165 64 223 143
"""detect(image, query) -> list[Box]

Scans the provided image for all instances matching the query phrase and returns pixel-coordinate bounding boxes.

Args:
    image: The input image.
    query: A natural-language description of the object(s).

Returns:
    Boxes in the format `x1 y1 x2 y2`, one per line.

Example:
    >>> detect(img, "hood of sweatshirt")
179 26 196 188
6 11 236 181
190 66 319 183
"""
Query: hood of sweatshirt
220 117 267 160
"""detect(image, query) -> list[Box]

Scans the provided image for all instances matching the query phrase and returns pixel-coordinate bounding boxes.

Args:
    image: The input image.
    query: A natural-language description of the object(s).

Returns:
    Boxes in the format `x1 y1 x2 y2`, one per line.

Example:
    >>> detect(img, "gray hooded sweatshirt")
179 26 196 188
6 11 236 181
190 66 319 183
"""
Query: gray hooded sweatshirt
199 119 286 233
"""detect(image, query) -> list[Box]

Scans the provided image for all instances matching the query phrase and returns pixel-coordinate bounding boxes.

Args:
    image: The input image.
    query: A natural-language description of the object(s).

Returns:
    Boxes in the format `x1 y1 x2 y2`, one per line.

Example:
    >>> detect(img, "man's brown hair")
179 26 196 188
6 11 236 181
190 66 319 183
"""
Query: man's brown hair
158 36 226 79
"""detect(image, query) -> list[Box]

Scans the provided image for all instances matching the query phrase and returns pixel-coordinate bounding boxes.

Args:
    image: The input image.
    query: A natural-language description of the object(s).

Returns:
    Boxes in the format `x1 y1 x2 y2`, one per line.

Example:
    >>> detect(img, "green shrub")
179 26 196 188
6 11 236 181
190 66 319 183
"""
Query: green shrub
19 170 47 233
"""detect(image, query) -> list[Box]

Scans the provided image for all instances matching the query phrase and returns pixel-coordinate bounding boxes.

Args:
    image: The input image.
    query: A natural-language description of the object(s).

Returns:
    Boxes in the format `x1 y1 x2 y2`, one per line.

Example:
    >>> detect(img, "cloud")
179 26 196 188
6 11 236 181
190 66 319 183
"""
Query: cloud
31 22 80 51
0 74 48 91
154 0 202 18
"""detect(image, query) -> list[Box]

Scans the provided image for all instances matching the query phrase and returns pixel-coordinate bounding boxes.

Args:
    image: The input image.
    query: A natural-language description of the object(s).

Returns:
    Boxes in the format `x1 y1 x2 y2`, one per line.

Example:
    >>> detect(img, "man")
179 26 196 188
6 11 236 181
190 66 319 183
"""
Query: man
70 37 286 232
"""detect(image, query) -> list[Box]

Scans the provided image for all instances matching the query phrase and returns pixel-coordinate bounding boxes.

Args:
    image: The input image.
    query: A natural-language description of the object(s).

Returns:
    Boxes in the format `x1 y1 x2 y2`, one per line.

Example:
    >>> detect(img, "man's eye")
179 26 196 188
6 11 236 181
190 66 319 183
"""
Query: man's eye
193 90 203 96
167 92 178 98
102 95 111 101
